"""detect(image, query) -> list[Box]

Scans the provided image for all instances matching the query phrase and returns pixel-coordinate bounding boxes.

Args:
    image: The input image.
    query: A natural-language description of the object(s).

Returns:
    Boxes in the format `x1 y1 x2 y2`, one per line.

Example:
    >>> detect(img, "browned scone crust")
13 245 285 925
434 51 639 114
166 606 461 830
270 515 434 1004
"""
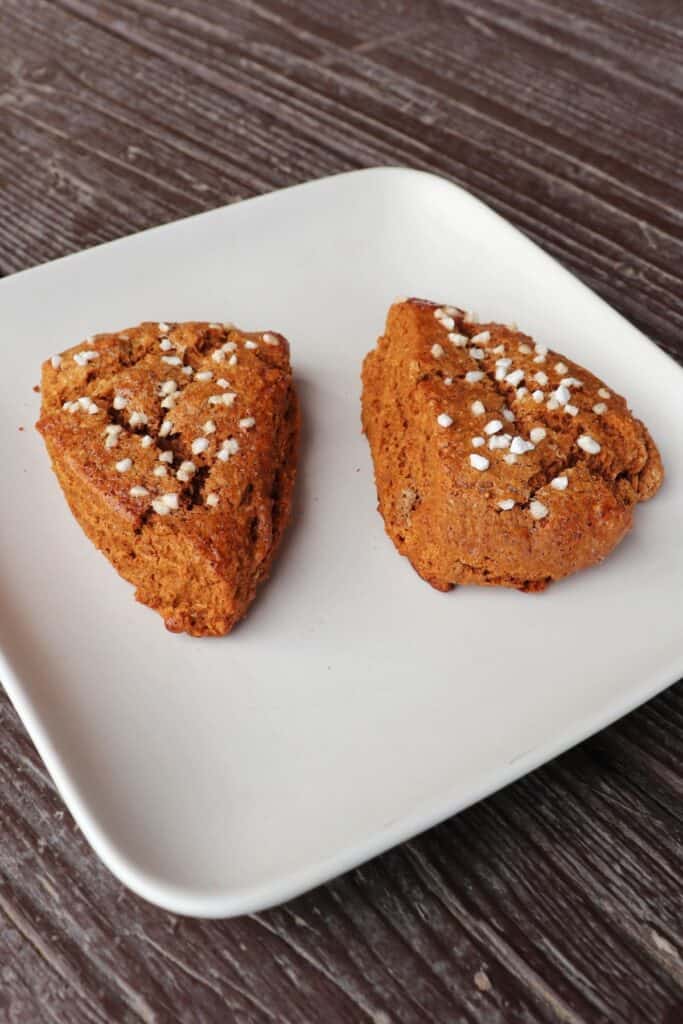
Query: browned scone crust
361 299 663 592
37 322 299 636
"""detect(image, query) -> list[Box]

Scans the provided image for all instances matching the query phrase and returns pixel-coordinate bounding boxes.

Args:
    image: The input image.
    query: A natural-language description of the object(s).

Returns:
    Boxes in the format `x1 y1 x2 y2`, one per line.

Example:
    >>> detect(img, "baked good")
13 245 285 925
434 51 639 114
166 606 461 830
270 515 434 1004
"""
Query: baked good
361 298 663 592
37 321 299 636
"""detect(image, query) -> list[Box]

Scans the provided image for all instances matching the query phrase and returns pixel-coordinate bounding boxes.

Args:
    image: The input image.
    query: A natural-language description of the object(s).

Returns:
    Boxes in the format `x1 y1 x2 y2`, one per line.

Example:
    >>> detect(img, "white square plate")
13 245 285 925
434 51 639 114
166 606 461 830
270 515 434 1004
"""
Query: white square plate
1 168 682 918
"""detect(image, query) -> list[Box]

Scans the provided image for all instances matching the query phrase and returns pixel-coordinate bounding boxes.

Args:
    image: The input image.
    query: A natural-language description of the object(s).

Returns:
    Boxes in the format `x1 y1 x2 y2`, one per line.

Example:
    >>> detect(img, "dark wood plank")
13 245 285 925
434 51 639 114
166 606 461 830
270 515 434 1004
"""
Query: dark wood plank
1 1 682 1021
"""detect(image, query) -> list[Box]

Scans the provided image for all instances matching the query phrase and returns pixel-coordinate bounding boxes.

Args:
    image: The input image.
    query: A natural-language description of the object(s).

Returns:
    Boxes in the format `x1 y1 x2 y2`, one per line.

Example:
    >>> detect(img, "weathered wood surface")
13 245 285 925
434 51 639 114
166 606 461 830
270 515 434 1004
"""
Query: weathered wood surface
1 1 682 1021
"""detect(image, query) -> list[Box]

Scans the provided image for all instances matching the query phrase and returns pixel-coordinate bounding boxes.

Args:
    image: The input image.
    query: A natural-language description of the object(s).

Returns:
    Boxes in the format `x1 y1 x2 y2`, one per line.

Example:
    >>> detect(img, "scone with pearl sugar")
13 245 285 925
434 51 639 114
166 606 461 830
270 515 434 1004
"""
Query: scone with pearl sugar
37 322 299 636
361 299 663 592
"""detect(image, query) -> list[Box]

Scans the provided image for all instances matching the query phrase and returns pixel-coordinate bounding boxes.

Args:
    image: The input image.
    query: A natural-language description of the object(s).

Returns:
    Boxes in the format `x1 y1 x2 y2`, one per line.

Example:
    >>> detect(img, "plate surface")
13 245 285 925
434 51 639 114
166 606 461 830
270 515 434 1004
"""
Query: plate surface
1 168 682 918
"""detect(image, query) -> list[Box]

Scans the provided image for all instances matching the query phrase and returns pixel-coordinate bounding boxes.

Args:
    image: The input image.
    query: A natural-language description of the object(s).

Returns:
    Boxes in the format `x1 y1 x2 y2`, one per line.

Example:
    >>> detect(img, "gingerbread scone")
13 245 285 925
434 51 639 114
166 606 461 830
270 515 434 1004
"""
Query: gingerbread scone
361 299 662 592
37 322 299 636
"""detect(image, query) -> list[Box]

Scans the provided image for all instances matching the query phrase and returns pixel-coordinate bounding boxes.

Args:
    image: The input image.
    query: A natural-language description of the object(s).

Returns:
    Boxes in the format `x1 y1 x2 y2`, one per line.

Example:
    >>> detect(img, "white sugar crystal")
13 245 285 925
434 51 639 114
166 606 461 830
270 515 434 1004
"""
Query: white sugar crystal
592 402 608 415
552 385 570 406
466 371 484 383
437 413 453 428
191 437 209 455
115 458 132 473
551 475 568 490
431 343 445 358
510 436 535 454
217 437 240 462
484 419 503 435
469 453 489 471
471 401 485 416
578 434 601 454
498 499 515 511
206 492 220 507
530 500 548 520
529 427 546 444
129 485 149 498
505 369 524 387
471 436 485 448
73 350 99 366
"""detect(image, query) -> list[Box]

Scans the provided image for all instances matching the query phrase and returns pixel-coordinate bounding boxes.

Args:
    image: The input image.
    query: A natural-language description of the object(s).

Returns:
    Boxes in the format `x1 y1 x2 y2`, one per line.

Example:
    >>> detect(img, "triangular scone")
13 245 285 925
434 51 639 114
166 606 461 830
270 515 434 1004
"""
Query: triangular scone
37 322 299 636
362 299 662 591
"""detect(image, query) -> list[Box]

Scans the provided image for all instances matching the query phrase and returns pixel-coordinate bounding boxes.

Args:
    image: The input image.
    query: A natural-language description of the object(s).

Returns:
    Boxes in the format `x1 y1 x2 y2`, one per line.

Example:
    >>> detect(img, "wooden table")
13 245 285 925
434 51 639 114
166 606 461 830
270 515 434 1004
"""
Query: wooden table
1 2 682 1021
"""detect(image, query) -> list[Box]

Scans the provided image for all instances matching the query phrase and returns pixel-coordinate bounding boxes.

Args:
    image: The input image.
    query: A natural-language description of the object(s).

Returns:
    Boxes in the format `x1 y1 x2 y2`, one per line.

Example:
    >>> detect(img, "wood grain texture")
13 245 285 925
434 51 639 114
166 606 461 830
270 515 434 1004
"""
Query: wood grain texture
1 1 682 1021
